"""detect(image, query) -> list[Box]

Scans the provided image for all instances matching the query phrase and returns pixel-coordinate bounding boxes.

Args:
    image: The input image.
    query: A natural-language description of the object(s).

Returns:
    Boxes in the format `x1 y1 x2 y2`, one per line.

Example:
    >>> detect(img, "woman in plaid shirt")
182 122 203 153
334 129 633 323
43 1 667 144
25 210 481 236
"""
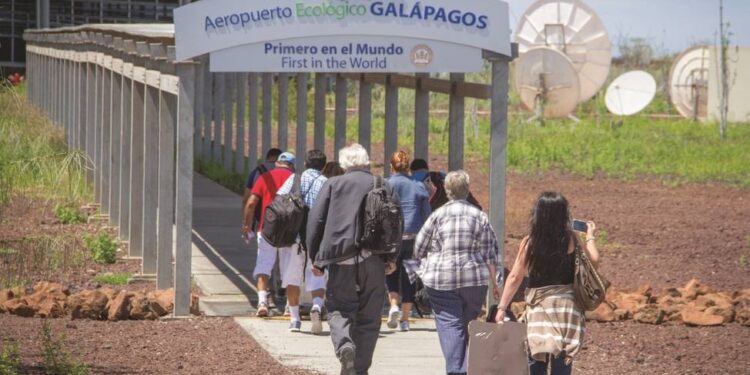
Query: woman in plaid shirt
412 170 501 375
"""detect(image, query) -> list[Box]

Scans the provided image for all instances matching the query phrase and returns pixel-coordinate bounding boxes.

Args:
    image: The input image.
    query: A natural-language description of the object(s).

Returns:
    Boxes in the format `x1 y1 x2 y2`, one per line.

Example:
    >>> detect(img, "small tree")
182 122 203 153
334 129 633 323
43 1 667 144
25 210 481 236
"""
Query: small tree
718 0 731 140
618 37 653 69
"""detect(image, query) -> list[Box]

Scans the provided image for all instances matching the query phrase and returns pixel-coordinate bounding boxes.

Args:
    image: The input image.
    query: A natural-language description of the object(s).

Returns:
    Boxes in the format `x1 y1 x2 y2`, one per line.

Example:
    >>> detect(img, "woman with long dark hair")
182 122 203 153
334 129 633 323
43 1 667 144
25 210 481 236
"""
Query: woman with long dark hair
495 192 599 375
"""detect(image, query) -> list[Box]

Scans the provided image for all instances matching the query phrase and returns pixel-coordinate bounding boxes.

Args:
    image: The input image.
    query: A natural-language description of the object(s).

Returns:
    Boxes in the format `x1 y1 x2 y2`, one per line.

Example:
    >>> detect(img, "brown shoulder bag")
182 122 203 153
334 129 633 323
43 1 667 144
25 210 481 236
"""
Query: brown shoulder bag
573 245 610 311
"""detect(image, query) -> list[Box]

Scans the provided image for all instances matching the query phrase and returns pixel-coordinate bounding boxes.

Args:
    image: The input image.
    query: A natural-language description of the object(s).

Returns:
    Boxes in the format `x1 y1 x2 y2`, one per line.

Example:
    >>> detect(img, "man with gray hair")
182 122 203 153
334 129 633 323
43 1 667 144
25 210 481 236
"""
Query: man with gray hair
410 170 500 375
307 143 399 375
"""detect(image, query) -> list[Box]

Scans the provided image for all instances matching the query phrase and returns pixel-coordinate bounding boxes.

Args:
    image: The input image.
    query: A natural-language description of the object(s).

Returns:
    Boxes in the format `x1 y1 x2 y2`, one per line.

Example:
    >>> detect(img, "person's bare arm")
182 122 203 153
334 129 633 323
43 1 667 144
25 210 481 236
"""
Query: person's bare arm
584 221 600 267
242 188 252 212
242 194 259 235
495 237 530 322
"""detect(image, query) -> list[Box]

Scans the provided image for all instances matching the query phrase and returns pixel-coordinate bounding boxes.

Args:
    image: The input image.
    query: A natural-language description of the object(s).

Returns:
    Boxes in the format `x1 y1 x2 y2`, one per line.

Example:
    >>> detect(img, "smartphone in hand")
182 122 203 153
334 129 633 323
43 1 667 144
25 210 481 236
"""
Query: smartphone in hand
572 219 588 233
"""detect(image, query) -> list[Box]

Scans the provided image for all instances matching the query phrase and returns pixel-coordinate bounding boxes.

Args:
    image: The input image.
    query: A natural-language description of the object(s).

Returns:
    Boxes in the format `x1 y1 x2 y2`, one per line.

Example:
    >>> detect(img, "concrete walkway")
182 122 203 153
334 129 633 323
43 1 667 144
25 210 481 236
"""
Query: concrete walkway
191 173 446 374
235 318 445 375
192 173 258 316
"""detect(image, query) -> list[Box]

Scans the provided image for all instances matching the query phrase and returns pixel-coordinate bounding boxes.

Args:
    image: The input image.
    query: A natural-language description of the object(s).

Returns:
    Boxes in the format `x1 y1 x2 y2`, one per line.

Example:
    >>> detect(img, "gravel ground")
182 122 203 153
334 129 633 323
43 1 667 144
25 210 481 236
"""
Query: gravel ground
576 321 750 374
0 314 321 375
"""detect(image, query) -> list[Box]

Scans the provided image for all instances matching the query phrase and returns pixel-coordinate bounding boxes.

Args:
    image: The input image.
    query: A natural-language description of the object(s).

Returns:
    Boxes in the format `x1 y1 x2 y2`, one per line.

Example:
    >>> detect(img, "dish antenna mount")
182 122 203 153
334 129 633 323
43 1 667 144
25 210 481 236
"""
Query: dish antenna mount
515 0 612 108
605 70 657 116
514 47 581 122
669 45 710 120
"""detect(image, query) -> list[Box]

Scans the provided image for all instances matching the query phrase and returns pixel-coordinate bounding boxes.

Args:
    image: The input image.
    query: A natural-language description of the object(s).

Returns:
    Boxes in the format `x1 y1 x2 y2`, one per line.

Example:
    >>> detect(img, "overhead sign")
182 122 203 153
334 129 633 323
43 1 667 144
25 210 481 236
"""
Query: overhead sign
174 0 511 64
210 36 483 73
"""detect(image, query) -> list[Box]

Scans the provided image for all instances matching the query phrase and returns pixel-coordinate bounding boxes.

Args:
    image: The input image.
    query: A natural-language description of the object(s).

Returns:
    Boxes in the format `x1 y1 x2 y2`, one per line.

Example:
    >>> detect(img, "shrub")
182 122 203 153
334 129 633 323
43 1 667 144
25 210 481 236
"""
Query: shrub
40 321 89 375
84 233 117 264
54 204 86 225
0 339 22 375
93 272 132 285
0 85 90 205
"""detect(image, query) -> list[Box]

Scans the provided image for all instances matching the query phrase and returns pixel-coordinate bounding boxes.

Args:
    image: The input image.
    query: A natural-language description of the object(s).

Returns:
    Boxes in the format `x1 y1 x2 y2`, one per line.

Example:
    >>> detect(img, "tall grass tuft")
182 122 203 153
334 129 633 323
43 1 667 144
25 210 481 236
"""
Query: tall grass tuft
40 321 89 375
0 85 90 207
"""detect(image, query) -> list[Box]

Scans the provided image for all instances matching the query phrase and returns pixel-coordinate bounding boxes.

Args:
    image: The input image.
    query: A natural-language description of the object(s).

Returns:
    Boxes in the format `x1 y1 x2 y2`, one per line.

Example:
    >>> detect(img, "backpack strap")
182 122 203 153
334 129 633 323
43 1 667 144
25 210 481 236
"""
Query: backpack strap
292 173 301 194
302 173 324 198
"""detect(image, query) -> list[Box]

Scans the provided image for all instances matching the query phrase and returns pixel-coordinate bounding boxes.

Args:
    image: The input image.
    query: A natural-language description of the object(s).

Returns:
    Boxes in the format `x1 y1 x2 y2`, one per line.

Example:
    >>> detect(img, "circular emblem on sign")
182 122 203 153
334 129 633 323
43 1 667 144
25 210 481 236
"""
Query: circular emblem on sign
411 44 433 67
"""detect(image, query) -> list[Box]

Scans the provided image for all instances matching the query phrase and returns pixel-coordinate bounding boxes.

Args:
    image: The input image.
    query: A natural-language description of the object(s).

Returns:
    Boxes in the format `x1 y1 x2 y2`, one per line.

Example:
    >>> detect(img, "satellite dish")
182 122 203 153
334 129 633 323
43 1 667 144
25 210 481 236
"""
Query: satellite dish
605 71 656 116
514 47 581 118
669 45 710 120
515 0 612 104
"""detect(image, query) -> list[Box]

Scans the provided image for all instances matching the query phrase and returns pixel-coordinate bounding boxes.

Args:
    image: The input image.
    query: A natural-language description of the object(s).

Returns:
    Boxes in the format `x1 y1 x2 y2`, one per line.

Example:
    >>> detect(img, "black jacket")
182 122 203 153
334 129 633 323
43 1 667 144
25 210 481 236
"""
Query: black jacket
306 169 400 267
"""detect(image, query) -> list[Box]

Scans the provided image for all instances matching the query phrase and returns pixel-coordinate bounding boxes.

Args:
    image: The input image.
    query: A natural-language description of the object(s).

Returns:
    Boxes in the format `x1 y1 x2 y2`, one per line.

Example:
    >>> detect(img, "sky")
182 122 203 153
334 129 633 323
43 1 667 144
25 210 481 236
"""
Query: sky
507 0 750 56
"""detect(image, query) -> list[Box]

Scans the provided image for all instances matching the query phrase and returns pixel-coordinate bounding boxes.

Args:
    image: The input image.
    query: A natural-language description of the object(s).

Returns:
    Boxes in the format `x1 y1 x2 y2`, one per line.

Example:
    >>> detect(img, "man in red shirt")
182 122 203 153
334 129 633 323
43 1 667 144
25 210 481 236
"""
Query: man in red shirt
242 152 304 328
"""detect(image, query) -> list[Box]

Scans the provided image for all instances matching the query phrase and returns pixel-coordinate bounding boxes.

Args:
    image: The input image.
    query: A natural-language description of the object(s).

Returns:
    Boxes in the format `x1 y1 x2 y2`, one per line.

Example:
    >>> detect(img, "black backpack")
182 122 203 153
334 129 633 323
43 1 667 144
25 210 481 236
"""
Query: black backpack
261 176 306 248
355 176 403 254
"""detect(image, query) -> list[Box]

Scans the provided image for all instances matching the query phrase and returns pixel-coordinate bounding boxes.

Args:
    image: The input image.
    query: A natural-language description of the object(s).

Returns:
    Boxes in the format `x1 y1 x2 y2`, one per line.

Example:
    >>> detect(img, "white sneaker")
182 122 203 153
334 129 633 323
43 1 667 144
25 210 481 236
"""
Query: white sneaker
310 307 323 335
399 320 410 332
387 309 400 329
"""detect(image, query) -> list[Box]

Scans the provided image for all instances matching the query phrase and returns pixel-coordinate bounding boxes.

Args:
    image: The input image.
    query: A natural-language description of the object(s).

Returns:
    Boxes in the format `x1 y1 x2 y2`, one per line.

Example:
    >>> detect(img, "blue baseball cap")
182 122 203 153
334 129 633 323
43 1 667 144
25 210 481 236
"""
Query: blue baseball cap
278 152 296 165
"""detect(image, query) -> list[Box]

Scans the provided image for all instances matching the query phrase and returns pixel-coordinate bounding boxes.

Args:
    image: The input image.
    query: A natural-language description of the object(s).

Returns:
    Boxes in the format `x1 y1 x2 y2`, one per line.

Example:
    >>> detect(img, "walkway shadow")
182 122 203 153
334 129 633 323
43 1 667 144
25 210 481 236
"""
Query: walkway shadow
192 173 258 310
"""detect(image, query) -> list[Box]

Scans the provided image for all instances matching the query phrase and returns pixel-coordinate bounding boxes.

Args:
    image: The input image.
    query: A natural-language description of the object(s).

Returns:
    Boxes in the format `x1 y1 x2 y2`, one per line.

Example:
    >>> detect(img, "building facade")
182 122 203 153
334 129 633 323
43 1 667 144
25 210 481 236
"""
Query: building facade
1 0 181 70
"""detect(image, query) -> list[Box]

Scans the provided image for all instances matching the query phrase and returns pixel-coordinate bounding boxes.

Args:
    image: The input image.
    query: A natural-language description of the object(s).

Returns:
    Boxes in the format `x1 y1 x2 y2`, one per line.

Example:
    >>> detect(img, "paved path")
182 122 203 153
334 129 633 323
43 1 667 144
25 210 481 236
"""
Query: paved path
192 173 258 316
191 173 447 374
235 318 445 375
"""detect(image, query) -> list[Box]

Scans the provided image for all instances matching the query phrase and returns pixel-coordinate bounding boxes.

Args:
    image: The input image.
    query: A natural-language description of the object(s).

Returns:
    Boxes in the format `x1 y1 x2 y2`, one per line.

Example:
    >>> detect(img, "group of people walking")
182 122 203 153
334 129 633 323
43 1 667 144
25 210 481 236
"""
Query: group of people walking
241 144 600 375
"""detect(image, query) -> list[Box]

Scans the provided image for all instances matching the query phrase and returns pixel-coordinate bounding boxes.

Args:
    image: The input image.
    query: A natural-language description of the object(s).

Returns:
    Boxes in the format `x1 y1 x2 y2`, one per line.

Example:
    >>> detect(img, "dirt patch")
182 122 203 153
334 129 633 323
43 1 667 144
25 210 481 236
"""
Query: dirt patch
239 134 750 291
404 151 750 292
495 171 750 291
0 196 141 292
575 321 750 374
0 314 320 375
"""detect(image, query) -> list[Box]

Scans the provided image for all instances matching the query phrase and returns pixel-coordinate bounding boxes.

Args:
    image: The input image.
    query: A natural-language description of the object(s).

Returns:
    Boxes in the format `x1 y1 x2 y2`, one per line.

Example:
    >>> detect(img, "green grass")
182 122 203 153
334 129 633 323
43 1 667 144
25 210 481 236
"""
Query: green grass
316 113 750 187
194 158 246 194
54 203 86 225
0 85 90 206
93 272 132 285
0 339 22 375
84 233 118 264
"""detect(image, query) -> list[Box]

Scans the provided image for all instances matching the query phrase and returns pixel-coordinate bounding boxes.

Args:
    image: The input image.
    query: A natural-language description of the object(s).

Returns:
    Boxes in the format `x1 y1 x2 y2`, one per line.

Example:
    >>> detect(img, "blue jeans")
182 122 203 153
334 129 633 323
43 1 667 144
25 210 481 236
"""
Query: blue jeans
529 354 572 375
426 285 487 374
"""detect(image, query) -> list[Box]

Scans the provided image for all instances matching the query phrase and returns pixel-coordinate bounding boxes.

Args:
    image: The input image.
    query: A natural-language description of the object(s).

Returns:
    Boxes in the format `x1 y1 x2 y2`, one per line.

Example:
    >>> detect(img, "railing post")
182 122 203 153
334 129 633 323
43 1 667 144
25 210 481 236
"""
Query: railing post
295 73 308 172
488 55 511 302
77 35 87 156
278 73 289 150
100 34 114 217
236 73 248 174
194 55 204 160
140 42 162 275
201 56 212 162
93 34 104 206
129 41 148 259
85 34 96 186
223 73 235 173
109 37 124 230
248 73 259 171
414 73 430 161
448 73 465 171
384 75 398 176
156 46 178 289
174 60 196 317
334 74 347 159
313 73 326 152
212 72 223 163
120 39 137 244
262 73 273 153
358 78 372 155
